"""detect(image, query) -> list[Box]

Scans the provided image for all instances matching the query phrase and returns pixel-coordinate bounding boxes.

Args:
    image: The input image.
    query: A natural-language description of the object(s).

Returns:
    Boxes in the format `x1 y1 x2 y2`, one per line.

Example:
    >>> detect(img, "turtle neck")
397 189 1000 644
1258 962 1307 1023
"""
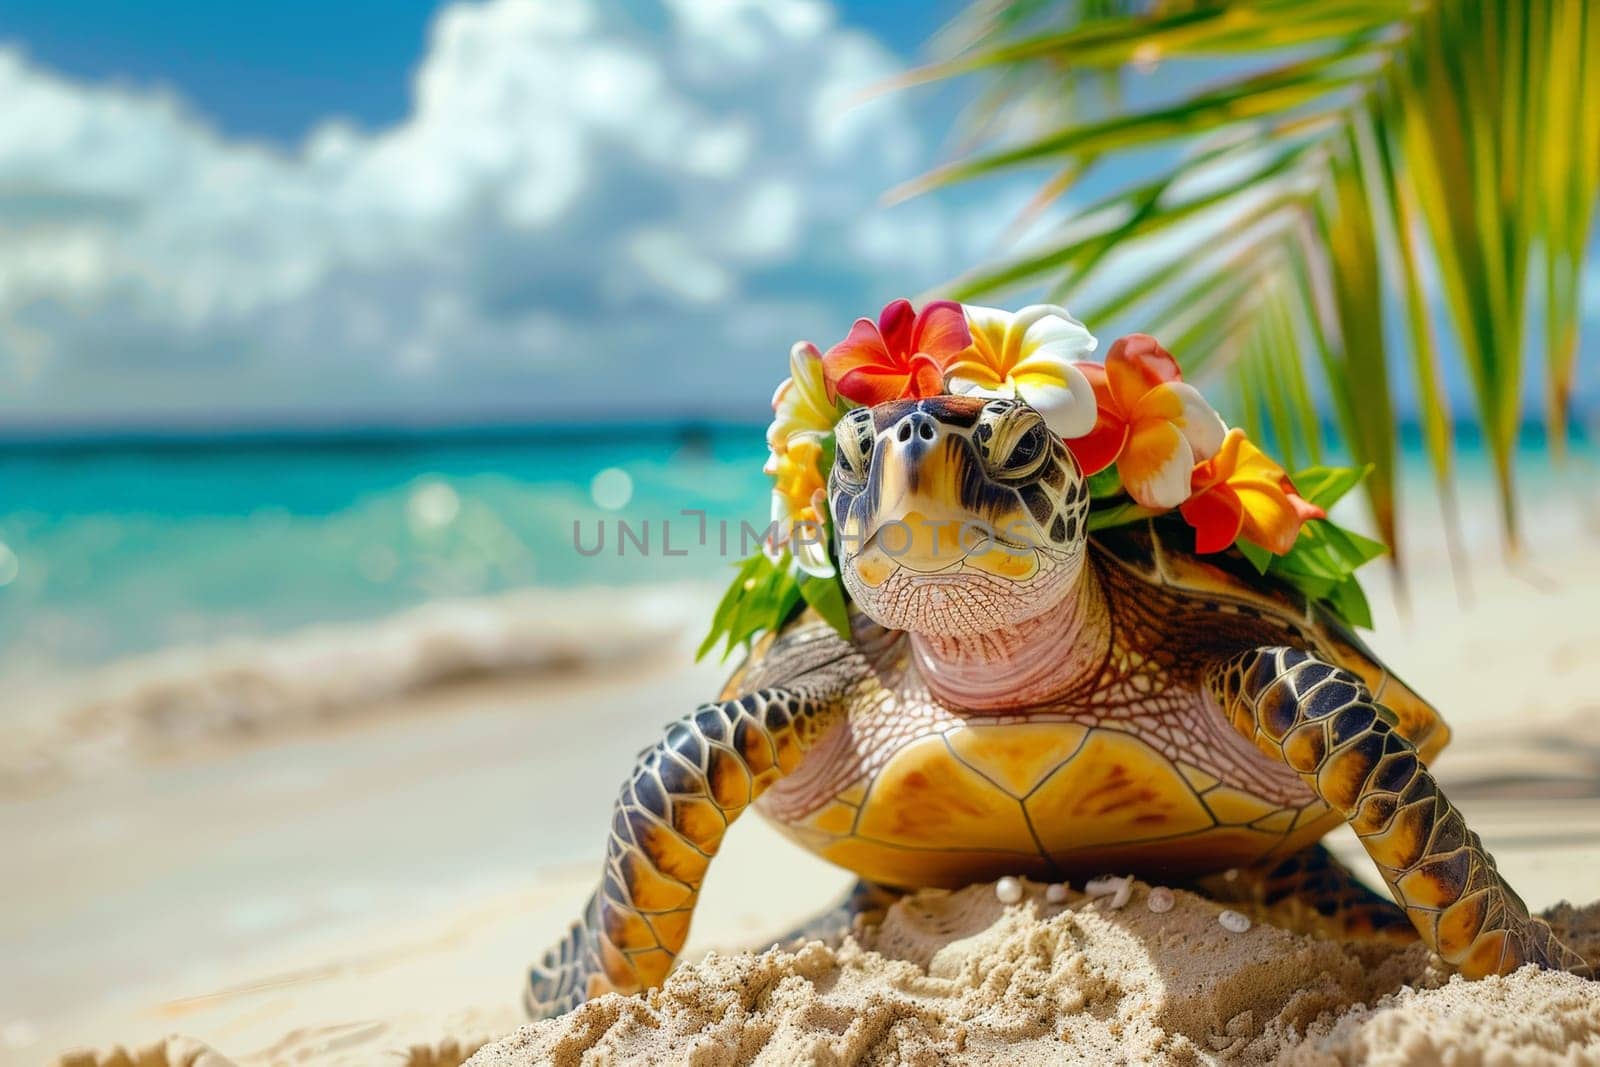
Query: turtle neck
909 564 1110 711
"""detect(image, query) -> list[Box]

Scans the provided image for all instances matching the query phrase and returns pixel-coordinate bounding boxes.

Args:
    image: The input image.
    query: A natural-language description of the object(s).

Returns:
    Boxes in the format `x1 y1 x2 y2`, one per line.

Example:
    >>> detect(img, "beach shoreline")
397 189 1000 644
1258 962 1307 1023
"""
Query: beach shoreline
0 582 720 797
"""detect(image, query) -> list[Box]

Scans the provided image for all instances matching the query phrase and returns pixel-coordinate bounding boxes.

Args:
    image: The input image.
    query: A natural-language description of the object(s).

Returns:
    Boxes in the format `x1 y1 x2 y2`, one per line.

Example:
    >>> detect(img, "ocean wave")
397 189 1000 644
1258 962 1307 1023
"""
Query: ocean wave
0 582 718 792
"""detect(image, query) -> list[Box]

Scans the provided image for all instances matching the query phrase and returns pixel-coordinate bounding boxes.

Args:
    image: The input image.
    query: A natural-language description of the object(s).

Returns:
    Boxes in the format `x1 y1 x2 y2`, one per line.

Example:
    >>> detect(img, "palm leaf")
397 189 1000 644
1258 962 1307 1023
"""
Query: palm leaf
911 0 1597 561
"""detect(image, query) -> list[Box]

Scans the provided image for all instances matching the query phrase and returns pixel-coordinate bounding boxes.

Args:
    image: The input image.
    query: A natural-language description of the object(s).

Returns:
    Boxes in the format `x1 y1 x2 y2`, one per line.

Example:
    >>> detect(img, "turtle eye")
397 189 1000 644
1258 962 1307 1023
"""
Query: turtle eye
833 409 874 488
980 406 1051 482
997 423 1049 478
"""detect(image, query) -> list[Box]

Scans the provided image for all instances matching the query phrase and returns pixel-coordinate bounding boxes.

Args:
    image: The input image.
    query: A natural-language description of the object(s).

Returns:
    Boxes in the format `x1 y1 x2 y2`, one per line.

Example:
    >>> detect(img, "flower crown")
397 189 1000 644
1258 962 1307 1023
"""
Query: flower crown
702 298 1383 659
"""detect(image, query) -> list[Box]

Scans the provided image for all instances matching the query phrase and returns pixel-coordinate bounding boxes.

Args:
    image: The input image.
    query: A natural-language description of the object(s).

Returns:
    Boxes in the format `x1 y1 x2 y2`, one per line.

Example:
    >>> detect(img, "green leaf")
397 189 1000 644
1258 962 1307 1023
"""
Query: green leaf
1327 575 1375 629
1086 499 1160 532
1228 503 1383 626
696 554 764 661
1273 546 1346 583
914 0 1600 566
1086 464 1124 498
1289 464 1371 510
1314 127 1400 568
1237 539 1273 575
798 571 852 640
697 552 802 662
902 48 1375 197
1318 523 1388 568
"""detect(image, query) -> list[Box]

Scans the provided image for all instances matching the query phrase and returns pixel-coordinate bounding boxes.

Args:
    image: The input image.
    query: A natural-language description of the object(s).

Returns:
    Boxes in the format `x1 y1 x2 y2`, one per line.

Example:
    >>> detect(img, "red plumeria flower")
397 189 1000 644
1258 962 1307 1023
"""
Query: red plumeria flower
1069 334 1226 509
1180 429 1326 554
821 298 974 406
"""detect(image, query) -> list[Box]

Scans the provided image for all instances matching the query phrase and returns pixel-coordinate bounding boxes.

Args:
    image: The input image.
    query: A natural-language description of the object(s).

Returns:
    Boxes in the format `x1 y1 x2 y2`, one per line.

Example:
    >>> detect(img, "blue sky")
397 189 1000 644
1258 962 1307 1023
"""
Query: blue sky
2 2 446 144
1 1 960 144
2 0 1005 426
0 0 1592 428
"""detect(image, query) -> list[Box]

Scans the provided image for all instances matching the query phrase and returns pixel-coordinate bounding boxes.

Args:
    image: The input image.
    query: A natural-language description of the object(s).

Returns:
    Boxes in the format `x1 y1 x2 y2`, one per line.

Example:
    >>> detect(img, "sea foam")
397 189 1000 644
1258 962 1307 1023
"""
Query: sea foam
0 582 718 791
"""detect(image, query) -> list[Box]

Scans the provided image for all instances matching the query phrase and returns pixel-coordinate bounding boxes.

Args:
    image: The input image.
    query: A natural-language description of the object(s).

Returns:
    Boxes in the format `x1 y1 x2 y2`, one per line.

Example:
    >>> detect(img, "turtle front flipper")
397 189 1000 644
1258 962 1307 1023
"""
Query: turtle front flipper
1208 647 1590 979
527 687 846 1019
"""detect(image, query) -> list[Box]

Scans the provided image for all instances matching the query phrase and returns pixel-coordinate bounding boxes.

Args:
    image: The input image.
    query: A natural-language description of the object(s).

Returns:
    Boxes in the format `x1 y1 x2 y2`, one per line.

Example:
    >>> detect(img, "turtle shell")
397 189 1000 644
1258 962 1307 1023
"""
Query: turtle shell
1091 519 1449 763
732 519 1450 887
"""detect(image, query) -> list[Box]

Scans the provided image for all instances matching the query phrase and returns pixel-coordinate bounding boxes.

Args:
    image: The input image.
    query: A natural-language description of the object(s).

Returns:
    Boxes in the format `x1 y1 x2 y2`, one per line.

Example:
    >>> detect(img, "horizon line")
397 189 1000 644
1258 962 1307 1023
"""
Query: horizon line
0 411 1591 457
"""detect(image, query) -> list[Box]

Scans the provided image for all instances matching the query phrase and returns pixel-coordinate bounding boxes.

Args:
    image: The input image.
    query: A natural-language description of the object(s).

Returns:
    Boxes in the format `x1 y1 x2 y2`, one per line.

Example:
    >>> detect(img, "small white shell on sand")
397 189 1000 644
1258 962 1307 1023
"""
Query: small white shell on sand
1085 874 1133 909
1146 886 1175 913
995 876 1024 904
1218 909 1252 933
1045 883 1069 904
1083 875 1120 897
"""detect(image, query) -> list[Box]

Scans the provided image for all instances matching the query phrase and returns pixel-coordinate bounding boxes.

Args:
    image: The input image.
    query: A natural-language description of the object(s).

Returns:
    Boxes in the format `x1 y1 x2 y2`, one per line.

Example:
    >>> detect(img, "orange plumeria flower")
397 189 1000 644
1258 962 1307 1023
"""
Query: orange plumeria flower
821 298 974 406
1180 429 1326 554
1069 334 1226 509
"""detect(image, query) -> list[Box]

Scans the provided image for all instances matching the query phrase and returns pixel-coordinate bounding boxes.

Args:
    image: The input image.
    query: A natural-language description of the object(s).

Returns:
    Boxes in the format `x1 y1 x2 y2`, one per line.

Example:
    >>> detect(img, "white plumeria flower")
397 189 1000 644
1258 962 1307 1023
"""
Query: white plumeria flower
946 304 1099 438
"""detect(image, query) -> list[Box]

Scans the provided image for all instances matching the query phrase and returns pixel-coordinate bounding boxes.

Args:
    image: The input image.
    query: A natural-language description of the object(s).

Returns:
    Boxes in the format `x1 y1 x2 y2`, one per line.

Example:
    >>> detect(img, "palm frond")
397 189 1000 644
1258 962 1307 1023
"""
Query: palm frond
913 0 1598 563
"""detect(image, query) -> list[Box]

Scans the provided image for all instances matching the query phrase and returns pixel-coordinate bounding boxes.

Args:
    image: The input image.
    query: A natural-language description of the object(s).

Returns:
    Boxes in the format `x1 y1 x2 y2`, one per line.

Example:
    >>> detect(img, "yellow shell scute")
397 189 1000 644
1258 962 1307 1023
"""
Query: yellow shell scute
1202 785 1281 826
1025 730 1214 848
811 800 859 836
855 733 1038 852
1250 808 1298 834
945 722 1089 798
834 781 869 807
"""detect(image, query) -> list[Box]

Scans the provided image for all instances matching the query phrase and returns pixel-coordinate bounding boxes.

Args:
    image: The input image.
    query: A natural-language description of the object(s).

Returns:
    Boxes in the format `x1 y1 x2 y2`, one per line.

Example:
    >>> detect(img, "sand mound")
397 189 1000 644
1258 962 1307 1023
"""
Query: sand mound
473 881 1600 1066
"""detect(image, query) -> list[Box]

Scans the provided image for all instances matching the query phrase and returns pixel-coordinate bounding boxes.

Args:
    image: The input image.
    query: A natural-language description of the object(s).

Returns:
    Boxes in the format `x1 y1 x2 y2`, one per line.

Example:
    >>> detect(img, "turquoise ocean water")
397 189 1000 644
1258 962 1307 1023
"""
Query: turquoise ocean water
0 422 1593 681
0 424 777 681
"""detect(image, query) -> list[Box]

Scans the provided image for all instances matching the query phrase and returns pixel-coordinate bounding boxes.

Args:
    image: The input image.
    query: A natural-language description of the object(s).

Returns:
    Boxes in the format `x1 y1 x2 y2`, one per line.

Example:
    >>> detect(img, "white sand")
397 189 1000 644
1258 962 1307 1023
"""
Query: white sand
478 882 1600 1066
58 883 1600 1066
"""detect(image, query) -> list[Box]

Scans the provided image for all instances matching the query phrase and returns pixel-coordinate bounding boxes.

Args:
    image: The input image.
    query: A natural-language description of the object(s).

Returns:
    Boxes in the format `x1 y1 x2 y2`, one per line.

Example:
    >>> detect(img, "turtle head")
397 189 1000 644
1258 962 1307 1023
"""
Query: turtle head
829 395 1090 638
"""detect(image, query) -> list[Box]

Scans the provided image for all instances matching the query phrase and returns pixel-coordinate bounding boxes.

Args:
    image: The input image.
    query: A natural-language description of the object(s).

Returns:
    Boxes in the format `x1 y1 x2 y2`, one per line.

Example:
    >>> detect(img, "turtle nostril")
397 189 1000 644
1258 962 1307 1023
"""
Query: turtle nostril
897 413 938 445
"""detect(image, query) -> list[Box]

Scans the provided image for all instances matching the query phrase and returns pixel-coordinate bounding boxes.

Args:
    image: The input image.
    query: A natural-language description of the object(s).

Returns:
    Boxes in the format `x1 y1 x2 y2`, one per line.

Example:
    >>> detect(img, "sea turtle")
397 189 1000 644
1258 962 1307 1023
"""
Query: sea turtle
527 395 1588 1018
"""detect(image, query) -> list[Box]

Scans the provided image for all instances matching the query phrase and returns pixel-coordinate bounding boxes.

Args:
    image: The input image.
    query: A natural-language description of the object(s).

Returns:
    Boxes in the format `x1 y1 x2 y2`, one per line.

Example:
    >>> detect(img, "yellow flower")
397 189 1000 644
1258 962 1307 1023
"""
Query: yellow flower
766 342 840 458
764 437 833 577
945 304 1099 438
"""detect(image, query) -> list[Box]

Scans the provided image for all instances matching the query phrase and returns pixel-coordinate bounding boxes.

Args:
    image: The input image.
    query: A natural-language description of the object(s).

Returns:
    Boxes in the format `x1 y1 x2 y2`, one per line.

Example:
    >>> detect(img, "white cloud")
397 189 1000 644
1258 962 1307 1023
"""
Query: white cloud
0 0 980 420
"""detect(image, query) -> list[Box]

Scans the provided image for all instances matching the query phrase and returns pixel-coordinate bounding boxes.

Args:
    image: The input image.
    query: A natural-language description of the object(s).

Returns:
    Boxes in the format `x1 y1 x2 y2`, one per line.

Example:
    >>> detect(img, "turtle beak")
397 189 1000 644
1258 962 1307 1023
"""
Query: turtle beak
870 412 967 568
849 410 1037 585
